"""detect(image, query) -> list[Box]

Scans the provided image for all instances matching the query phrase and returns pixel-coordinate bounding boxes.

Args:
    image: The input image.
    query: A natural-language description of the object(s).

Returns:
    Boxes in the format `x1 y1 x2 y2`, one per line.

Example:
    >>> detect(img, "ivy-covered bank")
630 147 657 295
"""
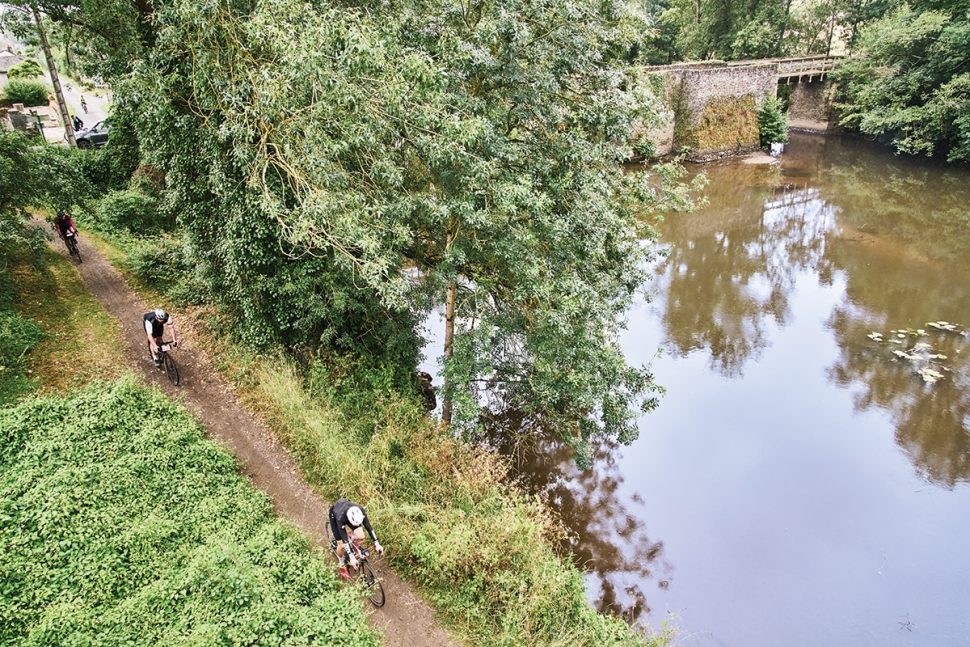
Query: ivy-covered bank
0 379 377 646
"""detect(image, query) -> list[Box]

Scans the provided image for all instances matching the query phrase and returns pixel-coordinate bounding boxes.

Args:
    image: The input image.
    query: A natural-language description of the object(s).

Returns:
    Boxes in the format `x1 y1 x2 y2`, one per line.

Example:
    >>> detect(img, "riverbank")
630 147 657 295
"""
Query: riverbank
77 227 671 646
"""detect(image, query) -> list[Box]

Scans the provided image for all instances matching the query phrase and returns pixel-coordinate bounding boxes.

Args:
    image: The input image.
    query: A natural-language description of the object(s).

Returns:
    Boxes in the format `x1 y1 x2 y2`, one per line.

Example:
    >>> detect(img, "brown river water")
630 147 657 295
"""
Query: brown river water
421 132 970 646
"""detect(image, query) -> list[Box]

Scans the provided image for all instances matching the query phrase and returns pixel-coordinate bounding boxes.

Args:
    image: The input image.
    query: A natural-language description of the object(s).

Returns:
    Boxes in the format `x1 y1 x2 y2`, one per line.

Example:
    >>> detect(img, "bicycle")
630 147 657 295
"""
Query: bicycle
325 525 386 607
148 340 180 386
63 231 82 263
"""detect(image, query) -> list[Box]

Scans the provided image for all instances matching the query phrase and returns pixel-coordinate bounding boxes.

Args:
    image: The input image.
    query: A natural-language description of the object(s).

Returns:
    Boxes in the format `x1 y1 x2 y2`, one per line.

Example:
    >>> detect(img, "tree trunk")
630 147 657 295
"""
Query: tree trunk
441 279 457 425
31 4 75 147
64 22 75 75
826 7 837 56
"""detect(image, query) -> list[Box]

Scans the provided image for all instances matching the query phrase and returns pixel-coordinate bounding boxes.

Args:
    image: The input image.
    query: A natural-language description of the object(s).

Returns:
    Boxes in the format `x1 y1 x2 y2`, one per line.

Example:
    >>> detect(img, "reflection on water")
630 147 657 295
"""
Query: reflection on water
507 134 970 646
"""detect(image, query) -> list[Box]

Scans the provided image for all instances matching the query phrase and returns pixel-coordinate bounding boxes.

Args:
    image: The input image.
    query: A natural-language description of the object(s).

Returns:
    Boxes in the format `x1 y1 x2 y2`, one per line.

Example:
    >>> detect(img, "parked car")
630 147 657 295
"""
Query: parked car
76 120 109 148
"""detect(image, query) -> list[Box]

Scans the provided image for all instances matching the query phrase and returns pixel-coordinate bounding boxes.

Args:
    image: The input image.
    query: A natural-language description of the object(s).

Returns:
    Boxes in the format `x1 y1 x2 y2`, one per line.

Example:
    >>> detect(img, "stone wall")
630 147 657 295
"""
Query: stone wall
633 63 778 161
786 79 834 131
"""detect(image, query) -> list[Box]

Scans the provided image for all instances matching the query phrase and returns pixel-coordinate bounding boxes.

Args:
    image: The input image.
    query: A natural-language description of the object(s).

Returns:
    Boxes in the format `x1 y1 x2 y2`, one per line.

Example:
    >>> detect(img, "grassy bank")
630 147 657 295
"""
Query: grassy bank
0 240 126 404
0 379 378 646
83 230 670 646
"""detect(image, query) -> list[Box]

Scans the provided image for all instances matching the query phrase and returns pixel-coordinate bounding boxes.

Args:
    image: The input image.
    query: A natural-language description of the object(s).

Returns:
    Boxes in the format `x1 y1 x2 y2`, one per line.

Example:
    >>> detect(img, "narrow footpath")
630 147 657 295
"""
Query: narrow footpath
49 231 458 647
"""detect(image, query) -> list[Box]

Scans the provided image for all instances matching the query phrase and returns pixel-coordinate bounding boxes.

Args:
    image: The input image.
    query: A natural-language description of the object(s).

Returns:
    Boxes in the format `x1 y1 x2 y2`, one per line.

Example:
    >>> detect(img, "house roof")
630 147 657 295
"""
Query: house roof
0 51 25 73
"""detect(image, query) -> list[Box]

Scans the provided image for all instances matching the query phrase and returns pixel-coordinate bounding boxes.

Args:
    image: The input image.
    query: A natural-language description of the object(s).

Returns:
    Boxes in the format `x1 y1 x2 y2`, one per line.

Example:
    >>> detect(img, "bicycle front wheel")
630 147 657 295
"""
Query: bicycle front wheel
357 561 385 607
163 353 180 386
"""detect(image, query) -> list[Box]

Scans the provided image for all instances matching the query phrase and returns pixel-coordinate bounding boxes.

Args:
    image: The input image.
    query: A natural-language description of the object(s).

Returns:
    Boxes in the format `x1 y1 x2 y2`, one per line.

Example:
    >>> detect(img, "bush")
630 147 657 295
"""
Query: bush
86 188 165 233
7 59 44 79
1 78 49 107
0 379 378 646
758 95 788 147
125 233 210 304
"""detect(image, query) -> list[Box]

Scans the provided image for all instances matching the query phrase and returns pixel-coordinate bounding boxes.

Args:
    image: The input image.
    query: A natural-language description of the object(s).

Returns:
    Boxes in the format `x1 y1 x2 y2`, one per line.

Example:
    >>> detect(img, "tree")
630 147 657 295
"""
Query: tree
103 0 695 458
7 58 44 78
833 2 970 162
758 95 788 146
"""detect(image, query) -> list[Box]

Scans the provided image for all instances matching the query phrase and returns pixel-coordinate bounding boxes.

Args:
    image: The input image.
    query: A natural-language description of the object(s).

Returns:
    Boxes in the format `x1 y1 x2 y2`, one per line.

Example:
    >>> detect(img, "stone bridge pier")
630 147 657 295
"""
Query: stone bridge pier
634 55 842 161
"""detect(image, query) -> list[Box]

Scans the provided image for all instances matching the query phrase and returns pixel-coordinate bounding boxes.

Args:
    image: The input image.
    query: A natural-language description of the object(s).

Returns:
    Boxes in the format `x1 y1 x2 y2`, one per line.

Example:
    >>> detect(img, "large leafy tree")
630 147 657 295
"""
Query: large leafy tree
109 0 690 456
834 1 970 162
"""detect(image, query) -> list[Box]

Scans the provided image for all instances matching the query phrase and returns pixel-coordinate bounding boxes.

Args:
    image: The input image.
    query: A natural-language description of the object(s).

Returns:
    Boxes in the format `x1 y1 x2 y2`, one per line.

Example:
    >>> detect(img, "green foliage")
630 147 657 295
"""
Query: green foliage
6 59 44 79
123 233 210 305
71 107 141 194
241 357 666 646
834 2 970 162
111 0 685 453
0 131 89 274
86 188 164 233
758 95 789 146
1 78 49 107
0 379 378 646
0 303 44 404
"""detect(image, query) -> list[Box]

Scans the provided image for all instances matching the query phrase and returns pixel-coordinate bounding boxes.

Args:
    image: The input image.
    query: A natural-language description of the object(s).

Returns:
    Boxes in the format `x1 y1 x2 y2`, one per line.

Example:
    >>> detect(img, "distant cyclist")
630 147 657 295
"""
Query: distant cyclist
53 210 77 249
329 498 384 580
144 309 178 366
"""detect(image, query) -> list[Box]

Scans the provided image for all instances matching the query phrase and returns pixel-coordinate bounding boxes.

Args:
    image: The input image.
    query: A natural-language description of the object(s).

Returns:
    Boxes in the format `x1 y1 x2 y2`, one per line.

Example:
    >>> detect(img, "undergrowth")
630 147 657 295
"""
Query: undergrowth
82 227 673 646
210 337 669 646
0 379 378 646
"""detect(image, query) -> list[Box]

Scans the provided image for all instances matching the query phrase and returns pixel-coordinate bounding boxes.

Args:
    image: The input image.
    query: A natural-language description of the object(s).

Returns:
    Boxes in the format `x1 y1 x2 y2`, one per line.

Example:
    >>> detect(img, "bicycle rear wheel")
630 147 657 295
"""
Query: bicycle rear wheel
163 352 180 386
357 561 385 607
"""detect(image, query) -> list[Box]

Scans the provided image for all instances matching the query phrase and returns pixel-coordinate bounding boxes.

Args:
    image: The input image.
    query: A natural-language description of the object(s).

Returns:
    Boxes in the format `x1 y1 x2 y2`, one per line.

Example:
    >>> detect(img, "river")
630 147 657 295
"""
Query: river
423 132 970 647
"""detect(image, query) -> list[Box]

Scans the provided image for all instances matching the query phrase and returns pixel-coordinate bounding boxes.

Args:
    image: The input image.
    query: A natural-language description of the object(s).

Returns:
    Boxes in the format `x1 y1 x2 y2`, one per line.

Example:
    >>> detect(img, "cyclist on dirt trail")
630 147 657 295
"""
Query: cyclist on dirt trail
53 210 77 247
144 309 179 366
329 498 384 580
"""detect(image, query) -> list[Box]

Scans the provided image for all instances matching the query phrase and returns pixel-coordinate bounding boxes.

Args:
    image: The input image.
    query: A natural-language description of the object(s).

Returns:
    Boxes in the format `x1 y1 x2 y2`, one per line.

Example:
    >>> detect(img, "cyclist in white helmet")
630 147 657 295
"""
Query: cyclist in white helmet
144 308 179 366
329 498 383 580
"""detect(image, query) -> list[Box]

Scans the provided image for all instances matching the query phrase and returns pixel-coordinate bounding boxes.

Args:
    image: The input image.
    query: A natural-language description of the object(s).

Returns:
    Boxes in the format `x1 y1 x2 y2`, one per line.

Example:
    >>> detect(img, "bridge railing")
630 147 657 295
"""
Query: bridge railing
640 55 846 79
777 56 843 79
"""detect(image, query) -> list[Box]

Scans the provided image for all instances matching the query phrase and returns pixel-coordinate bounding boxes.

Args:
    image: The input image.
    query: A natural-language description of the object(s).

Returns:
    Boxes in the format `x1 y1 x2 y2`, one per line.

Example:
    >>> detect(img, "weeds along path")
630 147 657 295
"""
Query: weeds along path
46 229 458 647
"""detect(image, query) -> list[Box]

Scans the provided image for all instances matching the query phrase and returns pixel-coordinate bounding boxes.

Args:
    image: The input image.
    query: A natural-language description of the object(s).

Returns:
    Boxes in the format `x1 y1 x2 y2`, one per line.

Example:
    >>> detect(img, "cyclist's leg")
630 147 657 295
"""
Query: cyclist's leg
329 509 345 561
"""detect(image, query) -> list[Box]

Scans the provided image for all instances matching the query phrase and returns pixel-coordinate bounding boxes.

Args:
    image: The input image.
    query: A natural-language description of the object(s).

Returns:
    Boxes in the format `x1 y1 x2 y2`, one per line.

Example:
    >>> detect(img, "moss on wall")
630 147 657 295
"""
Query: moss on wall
696 94 759 150
677 94 760 153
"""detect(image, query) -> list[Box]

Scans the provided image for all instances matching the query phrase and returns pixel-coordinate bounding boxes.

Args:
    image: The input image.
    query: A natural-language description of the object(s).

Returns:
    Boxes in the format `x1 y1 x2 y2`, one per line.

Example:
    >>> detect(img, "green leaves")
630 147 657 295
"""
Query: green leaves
0 380 378 646
834 2 970 162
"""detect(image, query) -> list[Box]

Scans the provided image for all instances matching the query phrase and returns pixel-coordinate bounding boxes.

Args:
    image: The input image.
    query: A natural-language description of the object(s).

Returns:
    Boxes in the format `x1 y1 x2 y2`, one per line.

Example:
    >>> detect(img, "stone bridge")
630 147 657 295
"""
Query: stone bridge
634 55 844 161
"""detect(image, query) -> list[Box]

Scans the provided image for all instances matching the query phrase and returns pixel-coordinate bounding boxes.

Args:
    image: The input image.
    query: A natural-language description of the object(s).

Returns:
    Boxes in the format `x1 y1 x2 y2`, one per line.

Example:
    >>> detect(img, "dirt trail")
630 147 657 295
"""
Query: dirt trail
51 232 457 647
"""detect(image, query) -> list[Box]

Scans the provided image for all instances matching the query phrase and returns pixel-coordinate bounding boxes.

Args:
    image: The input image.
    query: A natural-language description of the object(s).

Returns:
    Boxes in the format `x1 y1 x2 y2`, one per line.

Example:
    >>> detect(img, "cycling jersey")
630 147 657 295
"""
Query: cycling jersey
143 312 172 338
329 498 378 545
55 215 75 237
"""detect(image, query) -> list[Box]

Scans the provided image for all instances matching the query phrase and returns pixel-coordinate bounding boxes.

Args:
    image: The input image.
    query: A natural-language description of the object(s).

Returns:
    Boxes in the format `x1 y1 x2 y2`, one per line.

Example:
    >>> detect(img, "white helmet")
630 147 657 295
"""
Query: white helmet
347 506 364 527
154 308 169 322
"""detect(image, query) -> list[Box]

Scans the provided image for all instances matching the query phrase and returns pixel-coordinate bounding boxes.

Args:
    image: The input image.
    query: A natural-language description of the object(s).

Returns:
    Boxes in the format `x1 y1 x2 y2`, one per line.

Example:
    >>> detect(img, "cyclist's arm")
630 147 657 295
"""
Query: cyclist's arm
167 319 179 344
145 320 158 348
362 514 378 544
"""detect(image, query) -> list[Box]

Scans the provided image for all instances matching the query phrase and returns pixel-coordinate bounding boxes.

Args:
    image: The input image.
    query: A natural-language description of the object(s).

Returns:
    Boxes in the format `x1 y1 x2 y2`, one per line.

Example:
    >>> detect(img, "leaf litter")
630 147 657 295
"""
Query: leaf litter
867 321 968 385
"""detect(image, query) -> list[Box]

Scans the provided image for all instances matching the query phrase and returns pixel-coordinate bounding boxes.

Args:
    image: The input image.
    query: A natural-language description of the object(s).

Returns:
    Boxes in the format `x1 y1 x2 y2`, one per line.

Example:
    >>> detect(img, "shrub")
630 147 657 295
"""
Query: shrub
0 379 378 646
125 233 210 304
86 188 165 233
7 59 44 79
1 78 49 107
758 95 788 147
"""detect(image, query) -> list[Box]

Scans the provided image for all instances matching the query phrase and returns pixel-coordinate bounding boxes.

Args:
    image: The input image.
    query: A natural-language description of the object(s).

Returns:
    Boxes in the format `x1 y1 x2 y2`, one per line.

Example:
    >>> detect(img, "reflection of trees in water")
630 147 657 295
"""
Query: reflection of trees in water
797 133 970 264
481 412 669 624
658 167 837 377
824 235 970 488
